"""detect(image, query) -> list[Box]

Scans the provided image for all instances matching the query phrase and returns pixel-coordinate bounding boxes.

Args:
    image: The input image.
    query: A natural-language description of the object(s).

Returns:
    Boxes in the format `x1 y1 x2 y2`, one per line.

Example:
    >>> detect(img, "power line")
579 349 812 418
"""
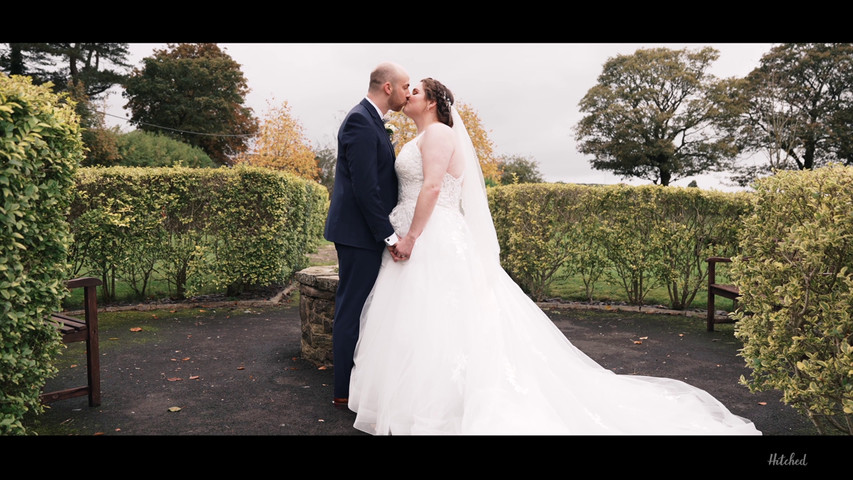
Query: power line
103 112 256 138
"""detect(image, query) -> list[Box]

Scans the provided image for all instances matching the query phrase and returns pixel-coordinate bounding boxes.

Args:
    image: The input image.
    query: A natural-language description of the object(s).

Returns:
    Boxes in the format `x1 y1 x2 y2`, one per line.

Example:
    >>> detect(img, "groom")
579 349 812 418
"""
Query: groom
324 62 410 406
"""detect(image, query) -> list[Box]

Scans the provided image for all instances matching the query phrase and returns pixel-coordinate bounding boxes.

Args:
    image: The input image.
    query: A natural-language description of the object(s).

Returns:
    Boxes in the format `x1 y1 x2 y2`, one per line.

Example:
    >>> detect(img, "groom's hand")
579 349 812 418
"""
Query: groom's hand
388 245 406 262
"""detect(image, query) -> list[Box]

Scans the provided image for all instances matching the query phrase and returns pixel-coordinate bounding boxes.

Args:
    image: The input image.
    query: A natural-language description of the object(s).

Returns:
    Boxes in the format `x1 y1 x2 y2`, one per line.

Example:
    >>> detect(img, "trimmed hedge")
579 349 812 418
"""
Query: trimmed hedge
489 183 751 306
69 166 328 301
732 165 853 434
1 74 83 435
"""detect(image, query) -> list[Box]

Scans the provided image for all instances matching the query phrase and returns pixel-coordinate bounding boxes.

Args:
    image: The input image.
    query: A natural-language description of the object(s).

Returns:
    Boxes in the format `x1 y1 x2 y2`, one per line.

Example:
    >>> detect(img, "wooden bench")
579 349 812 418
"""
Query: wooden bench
707 257 740 332
40 277 103 407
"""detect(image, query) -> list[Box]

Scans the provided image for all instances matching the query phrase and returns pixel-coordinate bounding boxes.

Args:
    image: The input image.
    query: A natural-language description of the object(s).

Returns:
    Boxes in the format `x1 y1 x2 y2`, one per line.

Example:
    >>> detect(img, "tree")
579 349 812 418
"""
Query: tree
498 154 544 184
2 43 132 165
721 43 853 186
314 143 336 194
233 99 317 180
575 47 738 186
123 43 258 165
384 100 501 184
0 43 129 96
0 43 55 80
43 43 131 97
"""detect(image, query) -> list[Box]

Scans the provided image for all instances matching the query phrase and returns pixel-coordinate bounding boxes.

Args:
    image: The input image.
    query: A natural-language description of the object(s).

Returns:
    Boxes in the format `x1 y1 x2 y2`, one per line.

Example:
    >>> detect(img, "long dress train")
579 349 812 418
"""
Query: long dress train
347 134 761 435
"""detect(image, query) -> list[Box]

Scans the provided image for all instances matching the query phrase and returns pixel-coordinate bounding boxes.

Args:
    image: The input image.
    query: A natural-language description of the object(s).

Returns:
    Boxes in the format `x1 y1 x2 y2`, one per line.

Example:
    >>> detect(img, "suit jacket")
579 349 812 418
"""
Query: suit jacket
324 98 399 250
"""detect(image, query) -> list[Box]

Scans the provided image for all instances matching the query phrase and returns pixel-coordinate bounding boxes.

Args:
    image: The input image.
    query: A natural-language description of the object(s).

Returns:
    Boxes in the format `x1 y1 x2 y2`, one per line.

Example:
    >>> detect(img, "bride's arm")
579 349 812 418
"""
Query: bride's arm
394 124 454 259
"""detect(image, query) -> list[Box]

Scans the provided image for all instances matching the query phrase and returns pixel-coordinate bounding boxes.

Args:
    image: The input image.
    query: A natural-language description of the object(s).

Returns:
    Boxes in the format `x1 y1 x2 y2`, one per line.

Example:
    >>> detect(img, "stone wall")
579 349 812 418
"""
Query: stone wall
294 265 338 366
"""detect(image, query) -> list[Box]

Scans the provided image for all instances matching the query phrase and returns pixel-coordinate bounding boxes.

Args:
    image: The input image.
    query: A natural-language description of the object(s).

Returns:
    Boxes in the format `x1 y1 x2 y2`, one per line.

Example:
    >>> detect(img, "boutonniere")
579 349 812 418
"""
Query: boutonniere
385 122 397 137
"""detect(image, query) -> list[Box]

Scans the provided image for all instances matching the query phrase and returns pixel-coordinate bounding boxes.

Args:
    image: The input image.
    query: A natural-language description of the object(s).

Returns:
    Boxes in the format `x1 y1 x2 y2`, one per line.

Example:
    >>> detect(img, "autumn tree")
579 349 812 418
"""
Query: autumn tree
719 43 853 186
385 101 501 184
233 99 318 180
123 43 258 165
575 46 738 186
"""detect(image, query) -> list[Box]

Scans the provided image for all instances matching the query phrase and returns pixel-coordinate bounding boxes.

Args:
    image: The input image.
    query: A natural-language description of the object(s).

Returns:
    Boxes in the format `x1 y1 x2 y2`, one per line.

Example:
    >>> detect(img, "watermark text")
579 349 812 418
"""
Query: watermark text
768 452 808 467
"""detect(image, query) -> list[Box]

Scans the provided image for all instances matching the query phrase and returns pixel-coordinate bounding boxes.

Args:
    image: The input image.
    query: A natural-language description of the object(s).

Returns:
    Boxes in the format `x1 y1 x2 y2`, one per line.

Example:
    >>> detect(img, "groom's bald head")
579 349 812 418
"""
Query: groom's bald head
367 62 410 113
369 62 407 92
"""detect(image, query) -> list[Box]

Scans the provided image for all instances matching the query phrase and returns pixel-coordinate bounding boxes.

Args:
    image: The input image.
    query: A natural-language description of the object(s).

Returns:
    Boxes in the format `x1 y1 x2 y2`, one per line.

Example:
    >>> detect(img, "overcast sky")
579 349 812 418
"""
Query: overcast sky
104 43 775 191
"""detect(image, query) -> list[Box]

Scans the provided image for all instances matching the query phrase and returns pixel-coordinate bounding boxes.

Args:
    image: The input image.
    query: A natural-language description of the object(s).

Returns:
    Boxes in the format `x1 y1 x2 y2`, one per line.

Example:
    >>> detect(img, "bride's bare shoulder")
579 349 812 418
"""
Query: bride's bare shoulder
422 122 454 143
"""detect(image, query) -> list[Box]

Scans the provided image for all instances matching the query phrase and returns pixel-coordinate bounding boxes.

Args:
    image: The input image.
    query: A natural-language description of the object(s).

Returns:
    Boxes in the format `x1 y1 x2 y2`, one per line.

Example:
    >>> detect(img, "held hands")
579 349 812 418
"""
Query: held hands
389 235 414 262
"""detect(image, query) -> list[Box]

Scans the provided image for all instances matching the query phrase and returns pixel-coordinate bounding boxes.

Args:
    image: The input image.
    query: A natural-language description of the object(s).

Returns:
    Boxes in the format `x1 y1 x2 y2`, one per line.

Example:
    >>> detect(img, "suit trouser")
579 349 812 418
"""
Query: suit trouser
332 242 384 399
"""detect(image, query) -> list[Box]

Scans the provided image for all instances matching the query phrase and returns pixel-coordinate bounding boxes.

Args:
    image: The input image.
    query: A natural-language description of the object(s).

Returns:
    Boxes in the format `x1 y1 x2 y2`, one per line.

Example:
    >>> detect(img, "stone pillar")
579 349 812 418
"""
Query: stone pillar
294 265 338 367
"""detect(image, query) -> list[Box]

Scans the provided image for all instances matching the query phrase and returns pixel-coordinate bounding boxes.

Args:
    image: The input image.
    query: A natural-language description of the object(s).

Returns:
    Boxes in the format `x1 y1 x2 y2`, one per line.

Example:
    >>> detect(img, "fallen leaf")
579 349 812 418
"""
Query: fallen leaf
189 375 199 380
182 357 190 361
94 432 104 436
70 364 78 368
130 327 143 332
115 428 121 432
237 366 245 370
168 406 181 412
633 340 643 344
639 336 648 340
758 402 767 406
678 333 684 337
318 366 328 370
167 377 182 382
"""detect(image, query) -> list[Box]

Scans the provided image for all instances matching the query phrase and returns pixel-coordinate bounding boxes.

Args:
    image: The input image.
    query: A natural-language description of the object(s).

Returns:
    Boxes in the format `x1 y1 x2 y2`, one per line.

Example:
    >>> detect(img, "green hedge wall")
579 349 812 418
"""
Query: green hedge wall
69 166 328 301
488 183 752 306
1 74 82 435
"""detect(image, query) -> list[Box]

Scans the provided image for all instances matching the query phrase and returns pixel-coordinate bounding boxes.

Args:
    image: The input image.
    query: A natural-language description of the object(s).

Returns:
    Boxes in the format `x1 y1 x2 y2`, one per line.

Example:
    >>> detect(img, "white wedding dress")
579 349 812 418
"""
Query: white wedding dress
347 129 761 435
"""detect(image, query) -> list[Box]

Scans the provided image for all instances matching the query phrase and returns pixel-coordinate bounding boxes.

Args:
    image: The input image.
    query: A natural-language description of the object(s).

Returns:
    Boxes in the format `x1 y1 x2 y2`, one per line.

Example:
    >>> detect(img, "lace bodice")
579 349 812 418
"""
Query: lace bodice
389 137 464 236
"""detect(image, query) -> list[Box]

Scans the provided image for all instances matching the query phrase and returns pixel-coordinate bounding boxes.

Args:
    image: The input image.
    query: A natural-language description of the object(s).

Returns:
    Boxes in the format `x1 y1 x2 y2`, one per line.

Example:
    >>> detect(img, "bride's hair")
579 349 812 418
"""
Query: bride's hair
422 78 454 128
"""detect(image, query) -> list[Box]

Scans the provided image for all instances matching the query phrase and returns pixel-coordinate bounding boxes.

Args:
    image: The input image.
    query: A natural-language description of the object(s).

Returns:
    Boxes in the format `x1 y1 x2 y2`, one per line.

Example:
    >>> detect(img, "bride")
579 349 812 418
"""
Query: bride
346 78 761 435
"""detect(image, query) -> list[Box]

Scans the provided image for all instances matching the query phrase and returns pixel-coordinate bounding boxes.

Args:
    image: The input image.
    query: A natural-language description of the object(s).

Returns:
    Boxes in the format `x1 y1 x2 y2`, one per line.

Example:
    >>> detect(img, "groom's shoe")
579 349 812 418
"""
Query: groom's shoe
333 397 348 407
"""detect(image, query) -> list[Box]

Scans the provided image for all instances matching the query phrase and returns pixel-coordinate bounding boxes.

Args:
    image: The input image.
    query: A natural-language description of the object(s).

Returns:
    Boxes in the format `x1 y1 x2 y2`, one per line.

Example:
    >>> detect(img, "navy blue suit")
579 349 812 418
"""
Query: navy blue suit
324 98 398 399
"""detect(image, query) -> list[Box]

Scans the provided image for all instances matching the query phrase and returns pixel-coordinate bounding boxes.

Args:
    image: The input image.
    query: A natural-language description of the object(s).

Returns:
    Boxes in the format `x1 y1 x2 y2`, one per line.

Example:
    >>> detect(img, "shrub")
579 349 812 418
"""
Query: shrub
732 165 853 435
115 130 215 168
0 74 82 434
69 166 328 301
489 184 580 301
489 183 748 308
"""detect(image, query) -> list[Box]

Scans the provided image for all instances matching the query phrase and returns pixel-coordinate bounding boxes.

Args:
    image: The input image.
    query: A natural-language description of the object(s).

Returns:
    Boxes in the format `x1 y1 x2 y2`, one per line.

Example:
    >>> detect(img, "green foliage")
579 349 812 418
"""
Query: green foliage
497 154 544 185
732 165 853 434
644 186 751 309
724 43 853 184
69 166 328 301
122 43 258 165
114 130 215 168
0 74 82 434
490 184 580 301
488 183 748 307
576 46 737 186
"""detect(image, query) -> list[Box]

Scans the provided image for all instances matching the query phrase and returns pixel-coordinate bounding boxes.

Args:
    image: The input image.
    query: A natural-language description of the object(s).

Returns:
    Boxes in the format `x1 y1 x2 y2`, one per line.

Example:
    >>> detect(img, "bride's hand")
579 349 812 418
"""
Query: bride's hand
392 236 414 262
